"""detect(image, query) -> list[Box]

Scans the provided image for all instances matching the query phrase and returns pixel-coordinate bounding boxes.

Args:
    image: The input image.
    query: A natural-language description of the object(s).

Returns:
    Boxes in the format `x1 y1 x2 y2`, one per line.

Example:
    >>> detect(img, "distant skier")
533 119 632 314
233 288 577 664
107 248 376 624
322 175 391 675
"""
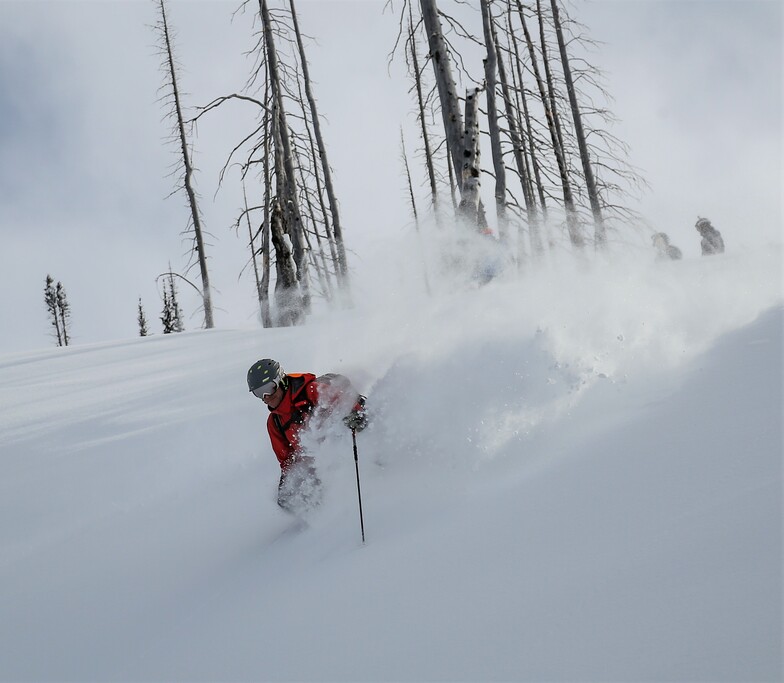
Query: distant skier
651 232 683 261
695 217 725 255
247 358 367 511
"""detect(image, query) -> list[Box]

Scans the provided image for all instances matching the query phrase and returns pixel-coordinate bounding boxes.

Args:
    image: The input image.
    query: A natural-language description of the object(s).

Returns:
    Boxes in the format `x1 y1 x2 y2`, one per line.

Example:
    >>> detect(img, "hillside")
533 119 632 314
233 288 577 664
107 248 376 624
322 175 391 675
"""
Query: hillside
0 249 781 681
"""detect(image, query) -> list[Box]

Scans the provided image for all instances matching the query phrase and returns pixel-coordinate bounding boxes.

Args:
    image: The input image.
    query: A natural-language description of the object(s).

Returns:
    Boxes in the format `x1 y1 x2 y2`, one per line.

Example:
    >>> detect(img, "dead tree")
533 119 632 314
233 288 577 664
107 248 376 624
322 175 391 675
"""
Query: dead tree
485 0 545 258
294 74 340 301
201 3 307 326
293 144 334 303
531 0 583 247
396 0 641 256
269 200 299 326
505 4 549 226
289 0 349 288
550 0 605 246
241 182 270 327
480 0 509 244
197 0 350 324
419 0 466 198
401 128 432 294
260 0 309 318
406 2 441 219
259 117 273 328
154 0 214 328
457 87 484 227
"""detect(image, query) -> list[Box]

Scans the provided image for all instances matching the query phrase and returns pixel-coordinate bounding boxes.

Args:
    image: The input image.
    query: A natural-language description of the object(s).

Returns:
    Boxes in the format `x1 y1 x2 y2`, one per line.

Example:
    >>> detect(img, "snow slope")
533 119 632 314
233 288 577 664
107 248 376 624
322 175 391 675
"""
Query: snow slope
1 247 781 681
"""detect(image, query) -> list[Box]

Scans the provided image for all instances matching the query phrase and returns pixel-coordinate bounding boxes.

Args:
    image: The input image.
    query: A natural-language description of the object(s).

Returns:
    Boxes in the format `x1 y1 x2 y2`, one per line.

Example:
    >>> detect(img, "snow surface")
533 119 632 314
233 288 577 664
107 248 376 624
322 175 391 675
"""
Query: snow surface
1 246 782 681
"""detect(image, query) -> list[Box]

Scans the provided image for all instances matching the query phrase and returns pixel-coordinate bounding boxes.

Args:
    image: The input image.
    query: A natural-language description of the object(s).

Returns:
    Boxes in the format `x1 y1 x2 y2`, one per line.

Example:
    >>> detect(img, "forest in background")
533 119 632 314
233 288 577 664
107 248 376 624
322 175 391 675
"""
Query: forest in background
51 0 655 345
1 0 774 349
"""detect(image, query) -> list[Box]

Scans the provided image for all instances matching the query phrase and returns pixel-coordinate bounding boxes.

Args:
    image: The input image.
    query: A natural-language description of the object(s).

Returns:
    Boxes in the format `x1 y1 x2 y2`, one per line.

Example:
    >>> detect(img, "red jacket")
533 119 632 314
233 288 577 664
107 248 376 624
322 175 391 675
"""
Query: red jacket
266 373 319 470
266 373 357 470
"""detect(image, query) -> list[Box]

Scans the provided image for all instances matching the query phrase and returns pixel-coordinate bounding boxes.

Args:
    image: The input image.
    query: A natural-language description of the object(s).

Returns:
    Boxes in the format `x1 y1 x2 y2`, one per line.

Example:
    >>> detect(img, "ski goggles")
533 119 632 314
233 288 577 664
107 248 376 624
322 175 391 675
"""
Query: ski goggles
252 380 279 399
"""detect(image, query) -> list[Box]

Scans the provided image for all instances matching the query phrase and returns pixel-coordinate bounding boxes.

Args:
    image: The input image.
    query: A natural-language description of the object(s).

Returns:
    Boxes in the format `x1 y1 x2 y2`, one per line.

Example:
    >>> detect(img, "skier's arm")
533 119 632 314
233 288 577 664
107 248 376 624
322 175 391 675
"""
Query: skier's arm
312 373 368 431
267 416 295 469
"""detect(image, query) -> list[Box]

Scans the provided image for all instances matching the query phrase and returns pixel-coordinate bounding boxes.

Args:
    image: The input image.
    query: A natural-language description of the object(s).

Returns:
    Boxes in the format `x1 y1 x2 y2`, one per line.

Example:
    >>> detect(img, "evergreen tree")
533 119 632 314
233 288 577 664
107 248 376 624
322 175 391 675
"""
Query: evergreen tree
56 282 71 346
161 286 174 334
160 274 184 334
44 275 71 347
138 298 150 337
44 275 62 346
168 274 184 333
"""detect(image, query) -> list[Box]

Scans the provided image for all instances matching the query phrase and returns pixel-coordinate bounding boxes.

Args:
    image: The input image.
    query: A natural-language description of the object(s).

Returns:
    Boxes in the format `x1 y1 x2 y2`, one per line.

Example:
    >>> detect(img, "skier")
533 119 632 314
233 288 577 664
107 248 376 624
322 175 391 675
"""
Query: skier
651 232 683 261
695 217 725 255
247 358 367 511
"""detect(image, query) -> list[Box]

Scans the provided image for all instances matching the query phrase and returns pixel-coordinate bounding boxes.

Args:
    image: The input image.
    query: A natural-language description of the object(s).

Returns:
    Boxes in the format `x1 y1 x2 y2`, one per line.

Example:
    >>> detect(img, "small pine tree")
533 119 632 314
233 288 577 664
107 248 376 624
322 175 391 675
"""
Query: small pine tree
161 286 174 334
138 298 149 336
159 269 185 335
168 273 184 333
44 275 63 346
56 282 71 346
44 275 71 346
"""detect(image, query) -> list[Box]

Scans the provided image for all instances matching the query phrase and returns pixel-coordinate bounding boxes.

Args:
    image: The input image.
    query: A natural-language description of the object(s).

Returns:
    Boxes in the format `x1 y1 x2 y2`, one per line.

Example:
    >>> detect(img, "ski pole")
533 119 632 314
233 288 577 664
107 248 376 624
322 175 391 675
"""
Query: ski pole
351 428 366 544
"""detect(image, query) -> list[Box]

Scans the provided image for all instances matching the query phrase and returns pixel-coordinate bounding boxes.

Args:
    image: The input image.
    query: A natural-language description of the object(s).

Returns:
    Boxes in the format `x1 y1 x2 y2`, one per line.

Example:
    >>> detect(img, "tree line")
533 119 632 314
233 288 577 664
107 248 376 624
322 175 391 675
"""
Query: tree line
44 0 646 347
155 0 351 331
397 0 644 262
45 272 189 346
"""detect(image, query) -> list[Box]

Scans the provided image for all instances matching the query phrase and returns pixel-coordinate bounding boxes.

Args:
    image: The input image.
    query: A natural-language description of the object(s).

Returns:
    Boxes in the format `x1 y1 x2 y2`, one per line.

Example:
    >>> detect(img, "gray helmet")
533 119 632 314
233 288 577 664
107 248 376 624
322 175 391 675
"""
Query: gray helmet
247 358 283 392
695 217 711 231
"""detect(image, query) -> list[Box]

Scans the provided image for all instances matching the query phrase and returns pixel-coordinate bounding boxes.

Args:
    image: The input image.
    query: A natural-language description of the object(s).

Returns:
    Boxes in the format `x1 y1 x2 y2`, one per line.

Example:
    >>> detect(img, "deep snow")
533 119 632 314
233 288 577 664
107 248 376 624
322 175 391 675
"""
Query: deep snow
0 246 781 681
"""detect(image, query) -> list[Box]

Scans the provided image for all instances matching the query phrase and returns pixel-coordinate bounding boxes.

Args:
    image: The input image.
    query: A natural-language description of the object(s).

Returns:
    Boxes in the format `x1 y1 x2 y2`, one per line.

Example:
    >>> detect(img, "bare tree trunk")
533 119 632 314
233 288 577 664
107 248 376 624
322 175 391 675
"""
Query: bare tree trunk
270 83 302 325
289 0 351 285
419 0 466 197
401 129 432 294
301 176 337 304
260 77 273 328
480 0 509 244
408 3 440 218
296 158 334 302
504 33 544 261
259 0 309 316
301 218 331 304
457 87 483 227
492 5 530 209
296 76 341 287
537 1 567 164
531 0 583 247
550 0 605 246
270 200 298 327
402 129 420 226
446 144 459 212
157 0 214 328
242 182 266 325
507 10 548 225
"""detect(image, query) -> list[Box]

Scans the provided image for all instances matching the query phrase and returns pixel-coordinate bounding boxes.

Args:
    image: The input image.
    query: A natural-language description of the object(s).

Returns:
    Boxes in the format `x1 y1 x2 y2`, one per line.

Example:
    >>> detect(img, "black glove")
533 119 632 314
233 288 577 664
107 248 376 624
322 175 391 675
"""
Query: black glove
343 395 368 432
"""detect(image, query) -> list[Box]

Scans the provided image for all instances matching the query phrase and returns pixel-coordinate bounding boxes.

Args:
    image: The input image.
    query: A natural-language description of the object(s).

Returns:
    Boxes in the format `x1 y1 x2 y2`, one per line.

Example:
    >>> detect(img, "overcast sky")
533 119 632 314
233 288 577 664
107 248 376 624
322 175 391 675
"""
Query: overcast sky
0 0 781 354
